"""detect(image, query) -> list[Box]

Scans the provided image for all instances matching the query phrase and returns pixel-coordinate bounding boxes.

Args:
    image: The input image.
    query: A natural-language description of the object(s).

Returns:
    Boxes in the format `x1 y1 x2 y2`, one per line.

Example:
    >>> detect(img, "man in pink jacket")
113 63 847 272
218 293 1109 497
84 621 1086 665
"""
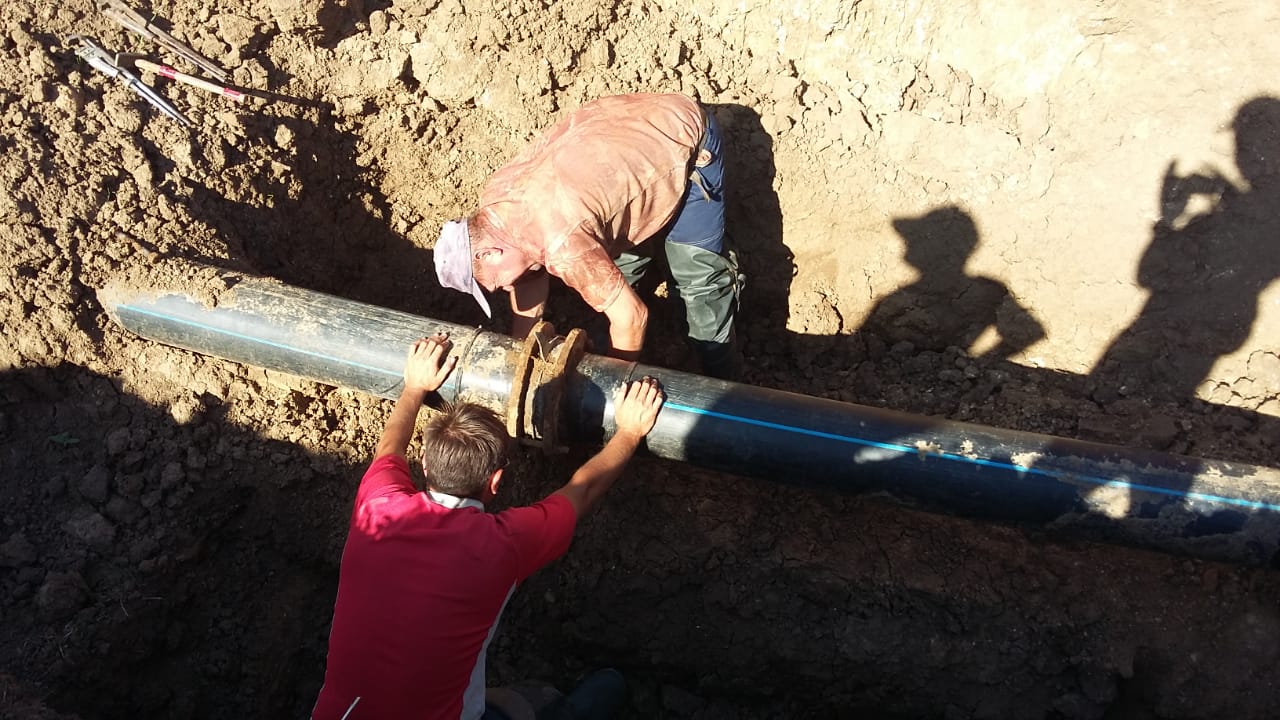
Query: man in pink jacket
434 93 742 379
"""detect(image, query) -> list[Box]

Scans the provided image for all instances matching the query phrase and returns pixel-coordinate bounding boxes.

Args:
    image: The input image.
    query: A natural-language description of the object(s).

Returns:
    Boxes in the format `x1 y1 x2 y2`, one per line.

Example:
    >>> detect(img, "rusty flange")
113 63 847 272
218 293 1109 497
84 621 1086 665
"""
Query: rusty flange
505 321 587 453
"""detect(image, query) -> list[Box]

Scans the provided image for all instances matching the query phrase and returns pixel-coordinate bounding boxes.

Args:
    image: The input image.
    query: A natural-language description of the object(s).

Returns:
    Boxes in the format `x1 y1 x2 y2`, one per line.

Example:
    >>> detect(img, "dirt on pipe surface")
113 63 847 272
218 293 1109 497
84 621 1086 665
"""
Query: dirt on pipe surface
2 1 1279 718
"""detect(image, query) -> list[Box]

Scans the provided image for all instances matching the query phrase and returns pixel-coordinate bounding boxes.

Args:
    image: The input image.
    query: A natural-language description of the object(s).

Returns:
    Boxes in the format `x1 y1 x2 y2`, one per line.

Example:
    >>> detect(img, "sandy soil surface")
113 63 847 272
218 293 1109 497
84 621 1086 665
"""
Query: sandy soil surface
2 1 1279 718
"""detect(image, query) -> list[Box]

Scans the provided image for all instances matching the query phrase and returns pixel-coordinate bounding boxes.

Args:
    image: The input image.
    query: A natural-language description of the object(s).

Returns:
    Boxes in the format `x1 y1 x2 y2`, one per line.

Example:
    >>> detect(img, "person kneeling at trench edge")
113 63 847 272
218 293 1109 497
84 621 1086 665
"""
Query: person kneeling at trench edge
434 92 744 380
311 334 665 720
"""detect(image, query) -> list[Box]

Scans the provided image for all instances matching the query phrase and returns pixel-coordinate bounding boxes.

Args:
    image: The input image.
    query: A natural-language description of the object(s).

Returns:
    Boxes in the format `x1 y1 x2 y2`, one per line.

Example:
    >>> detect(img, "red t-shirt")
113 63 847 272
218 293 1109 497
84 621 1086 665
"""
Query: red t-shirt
312 455 577 720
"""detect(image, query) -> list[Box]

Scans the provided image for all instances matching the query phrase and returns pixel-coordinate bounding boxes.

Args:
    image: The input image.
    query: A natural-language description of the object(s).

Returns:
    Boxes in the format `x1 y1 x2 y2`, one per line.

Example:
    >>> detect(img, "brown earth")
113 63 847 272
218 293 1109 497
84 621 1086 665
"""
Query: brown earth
2 1 1279 718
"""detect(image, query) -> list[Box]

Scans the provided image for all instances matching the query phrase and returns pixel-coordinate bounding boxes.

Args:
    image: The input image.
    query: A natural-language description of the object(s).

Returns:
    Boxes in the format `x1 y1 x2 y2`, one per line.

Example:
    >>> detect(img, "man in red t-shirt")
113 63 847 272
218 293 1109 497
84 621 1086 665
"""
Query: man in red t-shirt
312 334 665 720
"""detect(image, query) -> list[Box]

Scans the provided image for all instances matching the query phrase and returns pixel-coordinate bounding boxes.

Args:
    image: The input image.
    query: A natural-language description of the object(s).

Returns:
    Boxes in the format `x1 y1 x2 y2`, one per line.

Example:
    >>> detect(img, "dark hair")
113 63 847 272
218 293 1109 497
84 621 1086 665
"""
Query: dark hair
420 401 511 498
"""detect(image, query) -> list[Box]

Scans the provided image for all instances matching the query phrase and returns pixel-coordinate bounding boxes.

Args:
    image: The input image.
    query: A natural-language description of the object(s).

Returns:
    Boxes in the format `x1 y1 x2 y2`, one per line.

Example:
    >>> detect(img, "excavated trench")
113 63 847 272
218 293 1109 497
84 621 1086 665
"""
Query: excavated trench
1 1 1279 719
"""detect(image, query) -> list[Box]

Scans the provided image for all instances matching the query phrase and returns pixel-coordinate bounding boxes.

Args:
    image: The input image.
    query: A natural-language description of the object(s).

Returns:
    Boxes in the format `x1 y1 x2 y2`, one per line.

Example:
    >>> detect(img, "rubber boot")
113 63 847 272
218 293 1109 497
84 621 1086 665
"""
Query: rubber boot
695 331 743 382
664 241 741 379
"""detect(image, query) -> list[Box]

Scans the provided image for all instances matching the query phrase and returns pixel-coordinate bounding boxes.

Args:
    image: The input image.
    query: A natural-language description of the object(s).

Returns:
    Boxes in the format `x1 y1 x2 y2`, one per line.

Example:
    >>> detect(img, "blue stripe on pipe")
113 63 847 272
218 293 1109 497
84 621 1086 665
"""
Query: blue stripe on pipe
665 402 1280 513
119 303 402 379
119 302 1280 514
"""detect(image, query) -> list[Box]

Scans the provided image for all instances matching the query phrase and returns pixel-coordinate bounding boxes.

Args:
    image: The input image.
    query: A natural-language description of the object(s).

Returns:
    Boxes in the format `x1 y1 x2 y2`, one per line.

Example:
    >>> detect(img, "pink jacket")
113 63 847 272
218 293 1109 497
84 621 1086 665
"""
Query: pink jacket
476 93 704 311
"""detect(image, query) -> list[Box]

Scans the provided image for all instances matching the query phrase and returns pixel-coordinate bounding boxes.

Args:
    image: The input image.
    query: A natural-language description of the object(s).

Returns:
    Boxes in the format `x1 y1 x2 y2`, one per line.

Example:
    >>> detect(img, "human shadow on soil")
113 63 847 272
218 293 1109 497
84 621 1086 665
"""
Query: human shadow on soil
859 205 1045 361
1071 95 1280 556
840 203 1278 560
1090 96 1280 407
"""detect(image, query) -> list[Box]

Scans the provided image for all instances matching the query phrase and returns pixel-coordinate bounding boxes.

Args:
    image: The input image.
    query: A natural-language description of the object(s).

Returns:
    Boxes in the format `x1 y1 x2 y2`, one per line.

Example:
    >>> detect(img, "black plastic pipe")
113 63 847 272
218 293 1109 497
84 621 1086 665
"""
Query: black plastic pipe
99 272 1280 566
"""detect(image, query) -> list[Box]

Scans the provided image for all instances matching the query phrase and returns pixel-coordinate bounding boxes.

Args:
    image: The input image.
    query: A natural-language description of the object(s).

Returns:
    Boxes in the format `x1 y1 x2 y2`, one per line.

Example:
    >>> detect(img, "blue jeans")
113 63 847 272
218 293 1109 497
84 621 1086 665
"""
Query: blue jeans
666 107 725 252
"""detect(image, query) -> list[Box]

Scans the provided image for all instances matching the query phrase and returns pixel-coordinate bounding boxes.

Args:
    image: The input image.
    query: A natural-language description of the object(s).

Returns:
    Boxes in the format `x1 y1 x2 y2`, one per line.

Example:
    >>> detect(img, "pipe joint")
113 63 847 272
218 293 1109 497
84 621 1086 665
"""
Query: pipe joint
506 321 587 454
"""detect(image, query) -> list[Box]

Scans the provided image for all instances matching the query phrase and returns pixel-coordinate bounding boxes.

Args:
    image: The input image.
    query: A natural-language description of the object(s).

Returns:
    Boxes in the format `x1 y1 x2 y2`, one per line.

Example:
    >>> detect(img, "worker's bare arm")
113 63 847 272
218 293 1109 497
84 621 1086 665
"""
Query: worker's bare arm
553 376 664 516
600 285 649 362
374 335 458 460
509 270 549 341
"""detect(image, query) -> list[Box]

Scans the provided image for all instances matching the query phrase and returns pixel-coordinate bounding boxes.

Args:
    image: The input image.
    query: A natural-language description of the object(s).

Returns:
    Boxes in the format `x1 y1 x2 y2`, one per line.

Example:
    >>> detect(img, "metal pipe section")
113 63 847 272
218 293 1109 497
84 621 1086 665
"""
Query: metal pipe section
97 276 523 414
99 272 1280 566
